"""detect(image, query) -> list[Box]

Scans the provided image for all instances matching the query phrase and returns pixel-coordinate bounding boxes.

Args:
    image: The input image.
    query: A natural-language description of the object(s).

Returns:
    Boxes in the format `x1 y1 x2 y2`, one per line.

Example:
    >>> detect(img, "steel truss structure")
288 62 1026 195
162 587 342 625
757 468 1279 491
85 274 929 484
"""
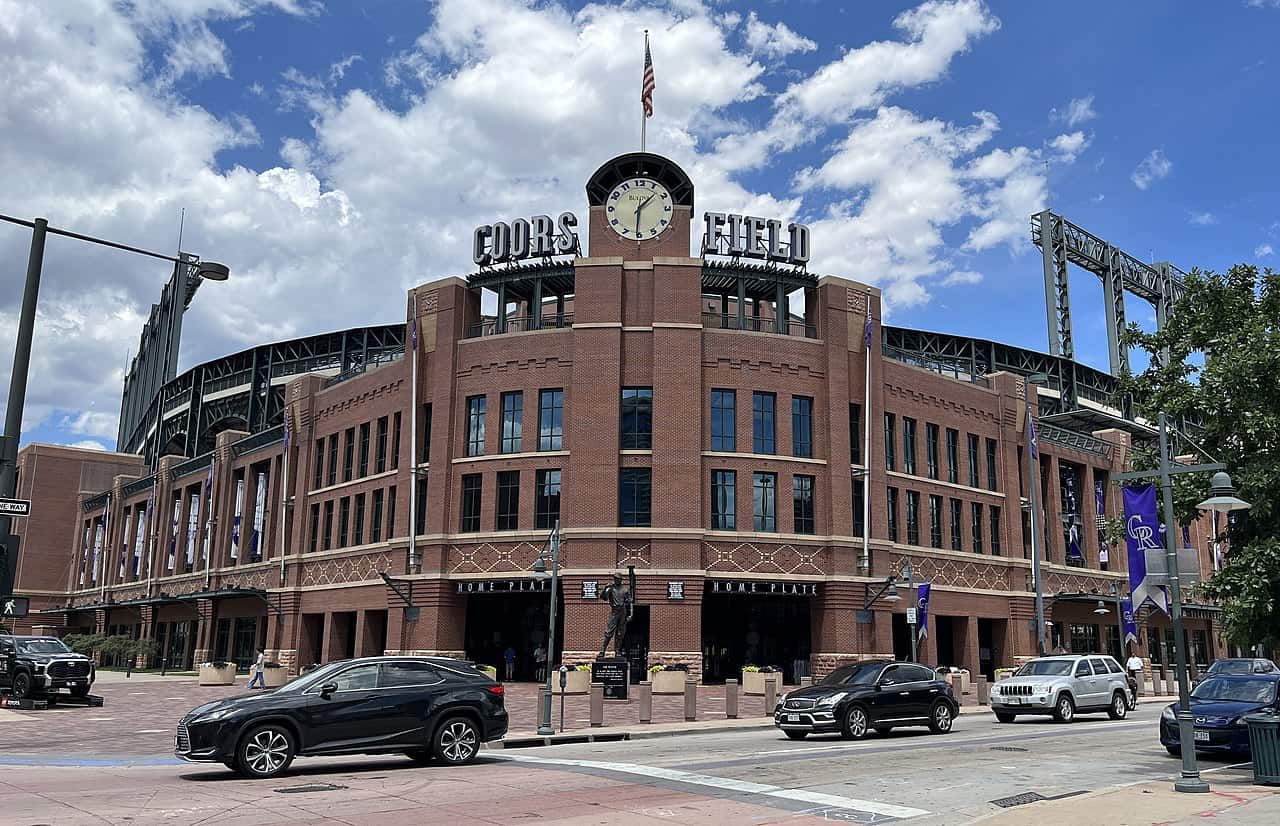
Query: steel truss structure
119 325 404 463
1032 210 1187 375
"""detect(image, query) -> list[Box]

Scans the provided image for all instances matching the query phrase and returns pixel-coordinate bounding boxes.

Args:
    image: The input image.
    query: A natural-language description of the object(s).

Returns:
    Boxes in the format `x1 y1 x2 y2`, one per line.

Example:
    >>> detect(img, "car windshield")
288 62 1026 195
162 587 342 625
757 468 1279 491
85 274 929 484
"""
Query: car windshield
1192 678 1278 703
821 663 884 686
16 639 71 655
1015 660 1073 677
1208 660 1258 675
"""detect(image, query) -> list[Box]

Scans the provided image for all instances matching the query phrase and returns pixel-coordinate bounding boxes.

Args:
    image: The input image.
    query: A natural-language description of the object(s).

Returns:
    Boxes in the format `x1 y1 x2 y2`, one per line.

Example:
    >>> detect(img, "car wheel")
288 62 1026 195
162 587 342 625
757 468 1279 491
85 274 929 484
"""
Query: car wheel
874 726 893 736
12 672 34 699
784 731 808 740
929 702 954 734
434 716 480 765
1107 692 1128 720
1052 694 1075 723
236 724 296 779
994 713 1016 724
1166 745 1181 757
404 749 433 764
841 706 869 740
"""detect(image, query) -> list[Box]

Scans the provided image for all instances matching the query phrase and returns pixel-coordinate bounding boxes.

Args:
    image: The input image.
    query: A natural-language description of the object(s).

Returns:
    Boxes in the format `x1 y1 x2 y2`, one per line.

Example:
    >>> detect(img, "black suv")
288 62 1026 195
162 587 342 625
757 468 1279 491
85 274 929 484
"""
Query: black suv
774 659 959 740
176 655 508 778
0 634 96 698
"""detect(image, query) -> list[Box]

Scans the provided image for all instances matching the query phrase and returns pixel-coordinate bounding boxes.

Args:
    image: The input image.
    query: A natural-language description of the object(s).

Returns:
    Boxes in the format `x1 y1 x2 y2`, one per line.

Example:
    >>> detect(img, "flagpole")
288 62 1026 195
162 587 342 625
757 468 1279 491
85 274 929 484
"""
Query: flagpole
860 304 873 573
407 292 420 573
279 423 289 581
641 30 648 153
100 494 110 601
1025 380 1047 655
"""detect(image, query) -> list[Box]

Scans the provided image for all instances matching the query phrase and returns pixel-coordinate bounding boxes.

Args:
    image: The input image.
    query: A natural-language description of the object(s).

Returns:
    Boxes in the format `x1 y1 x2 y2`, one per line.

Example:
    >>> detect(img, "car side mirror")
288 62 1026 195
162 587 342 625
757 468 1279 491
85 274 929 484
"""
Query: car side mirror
319 682 338 699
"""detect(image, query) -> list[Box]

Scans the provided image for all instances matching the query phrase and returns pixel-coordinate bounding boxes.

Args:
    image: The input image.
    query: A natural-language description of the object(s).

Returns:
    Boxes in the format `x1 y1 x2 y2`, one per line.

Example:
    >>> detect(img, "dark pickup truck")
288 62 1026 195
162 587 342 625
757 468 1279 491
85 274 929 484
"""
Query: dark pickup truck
0 634 96 698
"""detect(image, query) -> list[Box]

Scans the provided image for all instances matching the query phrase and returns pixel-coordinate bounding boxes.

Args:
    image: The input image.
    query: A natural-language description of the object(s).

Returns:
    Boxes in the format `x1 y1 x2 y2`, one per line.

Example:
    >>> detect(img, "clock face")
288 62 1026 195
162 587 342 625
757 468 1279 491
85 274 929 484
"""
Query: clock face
605 178 673 240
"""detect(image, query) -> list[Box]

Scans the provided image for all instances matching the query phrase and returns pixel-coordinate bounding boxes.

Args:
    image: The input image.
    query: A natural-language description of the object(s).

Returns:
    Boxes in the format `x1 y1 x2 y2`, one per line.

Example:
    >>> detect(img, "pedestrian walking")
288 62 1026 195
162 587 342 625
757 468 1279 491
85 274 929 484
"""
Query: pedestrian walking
534 644 547 682
1126 651 1145 688
503 645 516 681
247 648 267 689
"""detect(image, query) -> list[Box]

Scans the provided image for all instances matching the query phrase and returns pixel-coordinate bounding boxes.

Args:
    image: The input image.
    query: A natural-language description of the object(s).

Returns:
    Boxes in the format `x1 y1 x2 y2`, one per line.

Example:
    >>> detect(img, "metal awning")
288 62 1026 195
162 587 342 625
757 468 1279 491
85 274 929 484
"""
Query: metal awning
1043 408 1156 441
702 261 817 299
467 261 576 301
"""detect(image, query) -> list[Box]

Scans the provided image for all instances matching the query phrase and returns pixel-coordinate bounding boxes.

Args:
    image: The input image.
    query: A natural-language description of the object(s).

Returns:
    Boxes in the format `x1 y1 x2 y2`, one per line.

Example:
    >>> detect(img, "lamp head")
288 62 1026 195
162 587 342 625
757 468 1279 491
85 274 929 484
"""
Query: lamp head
532 556 547 575
1093 600 1109 615
883 584 901 603
1196 471 1251 513
196 261 230 281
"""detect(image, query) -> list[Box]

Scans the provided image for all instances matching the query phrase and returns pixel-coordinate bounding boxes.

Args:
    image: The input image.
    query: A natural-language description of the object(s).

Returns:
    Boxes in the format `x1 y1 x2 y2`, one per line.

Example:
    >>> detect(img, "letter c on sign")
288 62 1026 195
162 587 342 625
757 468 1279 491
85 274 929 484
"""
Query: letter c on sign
473 225 493 267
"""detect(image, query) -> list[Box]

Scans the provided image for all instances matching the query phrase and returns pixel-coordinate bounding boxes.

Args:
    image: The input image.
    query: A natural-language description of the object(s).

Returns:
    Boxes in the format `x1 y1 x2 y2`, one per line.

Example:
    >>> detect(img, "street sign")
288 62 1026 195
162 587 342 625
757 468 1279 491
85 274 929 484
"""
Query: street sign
906 607 917 625
0 499 31 517
2 595 29 618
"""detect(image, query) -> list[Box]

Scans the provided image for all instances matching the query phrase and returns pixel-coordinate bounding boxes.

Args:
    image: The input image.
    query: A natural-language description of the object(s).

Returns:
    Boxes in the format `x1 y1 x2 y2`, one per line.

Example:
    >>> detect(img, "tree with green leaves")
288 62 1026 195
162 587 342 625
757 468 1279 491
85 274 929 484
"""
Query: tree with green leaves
1116 264 1280 650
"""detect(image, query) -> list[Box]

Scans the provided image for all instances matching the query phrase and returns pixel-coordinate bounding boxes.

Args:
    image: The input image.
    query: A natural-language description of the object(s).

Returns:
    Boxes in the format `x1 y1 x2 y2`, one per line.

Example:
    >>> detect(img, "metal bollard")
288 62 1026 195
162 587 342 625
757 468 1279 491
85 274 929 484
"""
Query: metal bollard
976 675 989 706
639 681 652 723
684 679 697 722
590 682 604 727
725 679 739 719
764 675 778 717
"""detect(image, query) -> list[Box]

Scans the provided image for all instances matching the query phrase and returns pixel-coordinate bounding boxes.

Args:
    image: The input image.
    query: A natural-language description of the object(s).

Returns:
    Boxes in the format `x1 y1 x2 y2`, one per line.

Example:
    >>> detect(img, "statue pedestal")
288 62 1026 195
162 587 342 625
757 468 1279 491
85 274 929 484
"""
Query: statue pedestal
592 657 629 700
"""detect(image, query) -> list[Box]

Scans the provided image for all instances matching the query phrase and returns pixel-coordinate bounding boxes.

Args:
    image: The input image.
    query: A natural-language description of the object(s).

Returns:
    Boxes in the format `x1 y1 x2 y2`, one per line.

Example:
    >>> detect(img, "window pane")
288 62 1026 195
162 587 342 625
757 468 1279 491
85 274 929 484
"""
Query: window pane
990 506 1002 555
793 475 815 534
314 439 324 488
538 389 564 451
792 396 813 458
338 497 350 548
331 664 380 691
926 423 939 480
753 392 776 454
323 500 334 550
414 478 428 535
905 491 919 545
886 487 899 542
946 428 958 484
753 472 777 531
375 417 388 474
852 476 865 537
986 438 999 491
466 396 486 457
929 494 942 548
902 418 917 475
850 403 862 465
359 423 370 477
949 498 963 551
391 411 402 470
460 475 481 532
711 390 736 452
711 470 736 530
884 413 896 471
371 490 384 543
380 662 443 687
343 428 355 482
618 468 652 527
327 435 338 485
967 434 979 487
972 502 984 553
621 388 653 450
535 469 561 529
354 493 365 545
496 470 520 530
501 391 523 454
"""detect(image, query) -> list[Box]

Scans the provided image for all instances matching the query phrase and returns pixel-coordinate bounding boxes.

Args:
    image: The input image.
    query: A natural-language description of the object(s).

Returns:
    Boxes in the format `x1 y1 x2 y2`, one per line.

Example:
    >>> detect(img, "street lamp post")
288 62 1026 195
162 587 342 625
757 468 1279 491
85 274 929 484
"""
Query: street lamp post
1116 412 1251 794
902 560 917 663
532 521 561 736
0 214 229 599
1094 583 1126 662
1023 373 1050 656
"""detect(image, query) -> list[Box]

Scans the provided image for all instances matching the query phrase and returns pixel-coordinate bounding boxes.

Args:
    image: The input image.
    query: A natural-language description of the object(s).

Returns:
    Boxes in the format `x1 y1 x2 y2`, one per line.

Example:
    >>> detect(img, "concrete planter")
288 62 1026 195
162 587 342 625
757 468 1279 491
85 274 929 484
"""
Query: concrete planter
651 670 688 695
262 666 289 688
742 670 781 695
553 669 590 695
198 664 237 686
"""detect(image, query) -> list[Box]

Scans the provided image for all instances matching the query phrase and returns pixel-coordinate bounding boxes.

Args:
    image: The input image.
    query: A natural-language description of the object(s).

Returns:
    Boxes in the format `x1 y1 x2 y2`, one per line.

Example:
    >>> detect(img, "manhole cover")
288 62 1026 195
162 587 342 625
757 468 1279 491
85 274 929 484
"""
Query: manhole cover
274 783 348 794
990 792 1046 808
990 746 1028 752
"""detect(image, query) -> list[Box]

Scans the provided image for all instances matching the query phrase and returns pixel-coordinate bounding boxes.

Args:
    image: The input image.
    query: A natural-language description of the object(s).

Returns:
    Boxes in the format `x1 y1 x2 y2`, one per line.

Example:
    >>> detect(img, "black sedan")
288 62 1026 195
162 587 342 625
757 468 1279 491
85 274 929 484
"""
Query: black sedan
1205 658 1279 677
176 656 508 778
1160 673 1280 757
774 659 959 740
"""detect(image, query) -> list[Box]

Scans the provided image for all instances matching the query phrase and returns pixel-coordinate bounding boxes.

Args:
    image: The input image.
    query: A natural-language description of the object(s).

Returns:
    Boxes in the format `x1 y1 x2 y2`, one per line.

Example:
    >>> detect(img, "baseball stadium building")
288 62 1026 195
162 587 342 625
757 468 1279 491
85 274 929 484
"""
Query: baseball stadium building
11 153 1227 682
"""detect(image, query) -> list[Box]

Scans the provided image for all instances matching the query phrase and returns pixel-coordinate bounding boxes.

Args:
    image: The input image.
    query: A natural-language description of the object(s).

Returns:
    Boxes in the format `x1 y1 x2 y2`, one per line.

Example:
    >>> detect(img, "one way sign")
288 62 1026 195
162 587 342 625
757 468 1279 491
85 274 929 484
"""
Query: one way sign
0 499 31 517
2 595 28 618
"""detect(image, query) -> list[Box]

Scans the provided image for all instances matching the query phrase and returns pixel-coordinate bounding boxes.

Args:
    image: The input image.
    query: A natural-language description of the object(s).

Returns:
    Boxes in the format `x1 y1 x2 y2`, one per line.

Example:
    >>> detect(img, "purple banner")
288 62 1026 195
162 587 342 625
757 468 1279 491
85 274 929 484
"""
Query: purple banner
916 583 931 641
1121 597 1139 645
1123 483 1168 613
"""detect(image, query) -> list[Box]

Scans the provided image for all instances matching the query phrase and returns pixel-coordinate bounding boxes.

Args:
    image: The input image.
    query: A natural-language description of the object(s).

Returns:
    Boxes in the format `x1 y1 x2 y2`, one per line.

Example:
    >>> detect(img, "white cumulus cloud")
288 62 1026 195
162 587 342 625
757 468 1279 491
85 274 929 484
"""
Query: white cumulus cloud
1132 149 1172 190
743 12 816 60
1257 244 1275 257
1050 94 1096 127
1187 211 1218 226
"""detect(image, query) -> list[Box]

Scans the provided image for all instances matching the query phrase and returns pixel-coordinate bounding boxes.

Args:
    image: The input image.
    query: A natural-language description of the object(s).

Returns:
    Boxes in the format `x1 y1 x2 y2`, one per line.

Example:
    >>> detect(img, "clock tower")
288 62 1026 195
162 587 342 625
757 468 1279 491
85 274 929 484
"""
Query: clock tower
585 153 695 260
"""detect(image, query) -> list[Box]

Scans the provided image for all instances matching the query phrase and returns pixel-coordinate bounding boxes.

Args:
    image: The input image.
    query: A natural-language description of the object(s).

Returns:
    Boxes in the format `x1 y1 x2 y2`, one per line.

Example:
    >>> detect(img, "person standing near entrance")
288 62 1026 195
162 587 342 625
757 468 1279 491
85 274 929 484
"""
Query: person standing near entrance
503 645 516 681
247 648 266 689
1126 649 1145 692
534 643 547 682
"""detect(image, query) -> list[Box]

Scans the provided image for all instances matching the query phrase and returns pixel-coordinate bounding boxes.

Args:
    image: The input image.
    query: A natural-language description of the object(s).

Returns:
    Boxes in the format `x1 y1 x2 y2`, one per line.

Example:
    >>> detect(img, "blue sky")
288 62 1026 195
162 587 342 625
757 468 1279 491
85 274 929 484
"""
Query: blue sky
1 0 1277 451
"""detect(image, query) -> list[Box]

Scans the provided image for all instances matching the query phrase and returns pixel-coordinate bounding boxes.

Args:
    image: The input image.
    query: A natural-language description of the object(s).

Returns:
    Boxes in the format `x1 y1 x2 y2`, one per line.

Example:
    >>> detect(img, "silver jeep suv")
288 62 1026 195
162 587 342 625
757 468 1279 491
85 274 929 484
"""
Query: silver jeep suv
991 655 1132 723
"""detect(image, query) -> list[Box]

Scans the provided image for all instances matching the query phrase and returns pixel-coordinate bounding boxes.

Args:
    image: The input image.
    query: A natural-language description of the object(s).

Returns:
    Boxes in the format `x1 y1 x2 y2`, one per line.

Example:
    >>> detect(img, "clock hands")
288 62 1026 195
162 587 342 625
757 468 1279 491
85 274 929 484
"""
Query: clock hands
634 193 657 238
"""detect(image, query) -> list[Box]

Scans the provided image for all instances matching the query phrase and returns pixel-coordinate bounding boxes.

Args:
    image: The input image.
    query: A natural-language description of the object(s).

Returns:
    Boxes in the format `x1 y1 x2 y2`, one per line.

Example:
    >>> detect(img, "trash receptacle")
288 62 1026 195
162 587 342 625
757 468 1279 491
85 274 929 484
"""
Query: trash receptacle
1244 712 1280 786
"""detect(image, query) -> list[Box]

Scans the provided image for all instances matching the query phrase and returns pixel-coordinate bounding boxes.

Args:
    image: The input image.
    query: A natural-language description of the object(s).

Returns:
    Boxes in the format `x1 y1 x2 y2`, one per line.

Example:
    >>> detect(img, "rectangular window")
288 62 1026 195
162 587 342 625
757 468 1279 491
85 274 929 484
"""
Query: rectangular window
792 396 813 458
343 428 355 482
466 396 486 457
500 391 523 454
884 413 896 471
929 494 943 548
926 423 939 480
420 403 432 463
972 502 985 553
618 468 652 527
338 497 350 548
849 403 862 465
906 490 920 546
375 416 389 473
327 435 338 486
358 423 370 477
711 470 736 530
887 487 899 542
753 392 776 454
946 428 959 484
387 486 397 538
391 411 402 470
353 493 365 545
535 469 561 529
495 470 519 530
902 418 917 475
967 433 980 487
322 499 334 550
990 505 1002 556
538 389 563 451
949 498 963 551
793 475 815 534
309 503 320 553
753 472 778 531
852 476 865 537
413 477 428 535
986 438 999 491
620 388 653 449
710 390 736 451
460 474 481 532
371 489 384 543
313 439 324 489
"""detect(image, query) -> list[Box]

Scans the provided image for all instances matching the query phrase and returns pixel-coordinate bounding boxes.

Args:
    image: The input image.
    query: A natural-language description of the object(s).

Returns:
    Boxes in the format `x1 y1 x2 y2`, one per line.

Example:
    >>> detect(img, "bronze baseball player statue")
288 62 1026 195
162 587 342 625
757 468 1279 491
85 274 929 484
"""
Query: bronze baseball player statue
597 571 634 658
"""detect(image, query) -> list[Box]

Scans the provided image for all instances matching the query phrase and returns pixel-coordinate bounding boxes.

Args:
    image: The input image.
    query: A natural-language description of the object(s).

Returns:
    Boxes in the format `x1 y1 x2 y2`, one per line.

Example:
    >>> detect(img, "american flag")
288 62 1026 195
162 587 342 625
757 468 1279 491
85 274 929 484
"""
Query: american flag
641 33 655 118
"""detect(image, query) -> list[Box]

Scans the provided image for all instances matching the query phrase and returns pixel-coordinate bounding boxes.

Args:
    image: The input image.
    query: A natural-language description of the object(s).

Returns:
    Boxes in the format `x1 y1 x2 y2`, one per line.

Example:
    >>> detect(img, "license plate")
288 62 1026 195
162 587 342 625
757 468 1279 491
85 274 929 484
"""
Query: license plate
1194 730 1210 743
786 714 800 722
1006 697 1022 705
